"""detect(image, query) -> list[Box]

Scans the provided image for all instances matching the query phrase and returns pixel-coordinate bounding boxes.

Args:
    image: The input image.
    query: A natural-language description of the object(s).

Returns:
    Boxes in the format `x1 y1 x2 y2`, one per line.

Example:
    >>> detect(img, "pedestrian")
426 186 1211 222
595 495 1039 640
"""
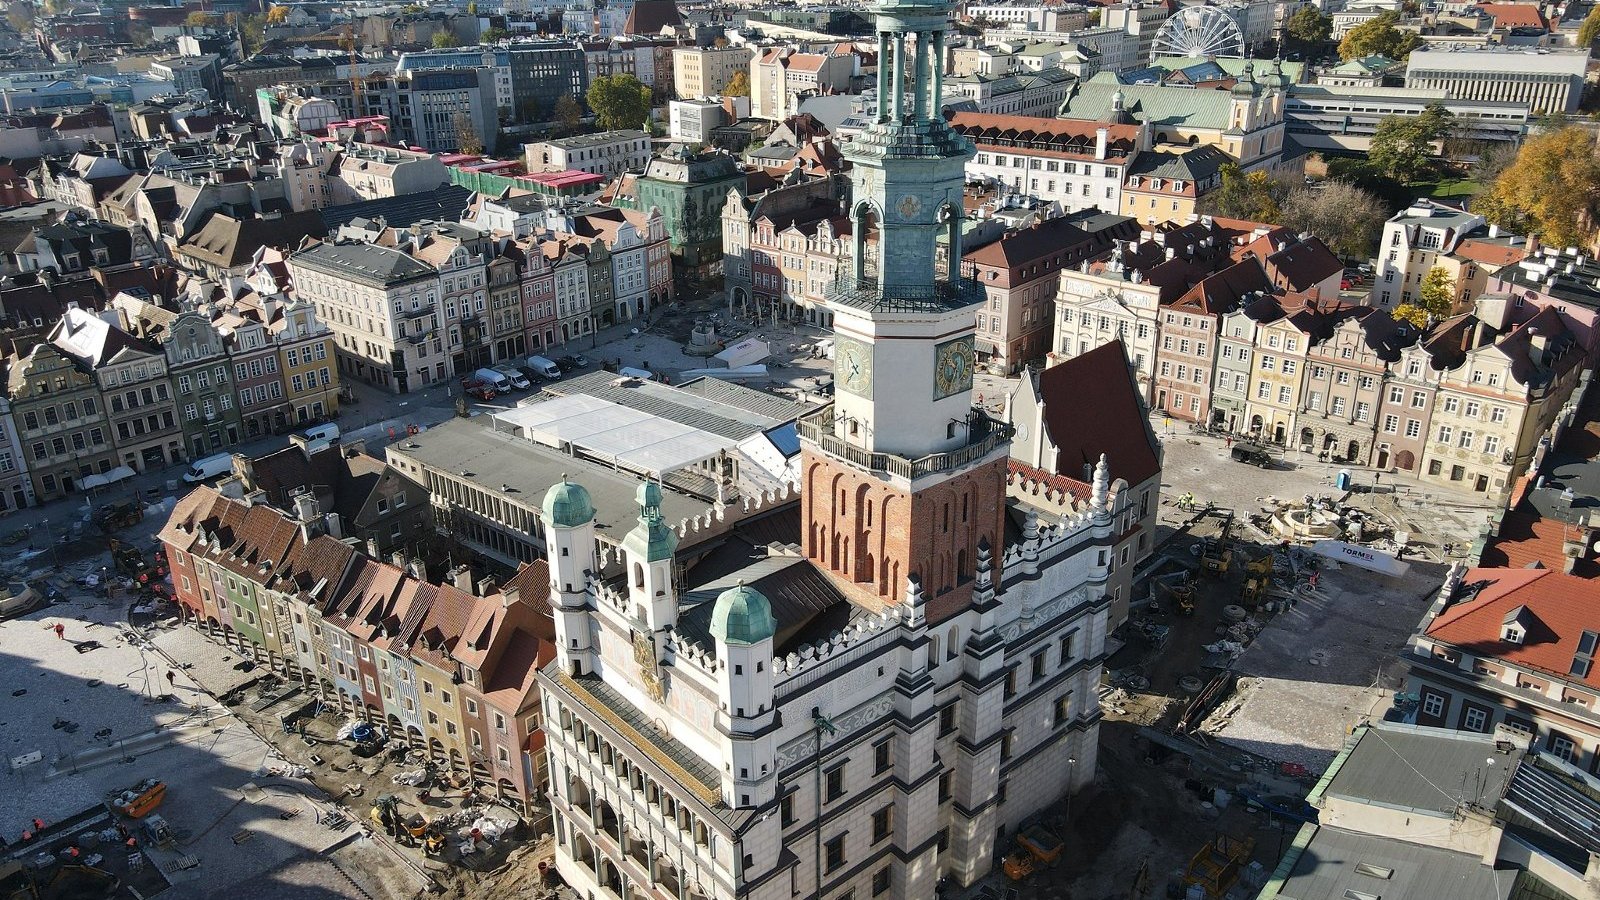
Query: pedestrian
53 623 64 640
1225 436 1233 448
166 671 176 688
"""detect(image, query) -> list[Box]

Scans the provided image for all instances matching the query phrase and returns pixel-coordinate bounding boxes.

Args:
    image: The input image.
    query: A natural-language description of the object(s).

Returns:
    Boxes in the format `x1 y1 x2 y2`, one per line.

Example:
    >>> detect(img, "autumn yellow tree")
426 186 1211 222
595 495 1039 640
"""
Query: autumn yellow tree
185 10 216 26
723 70 750 97
265 6 289 23
1476 126 1600 250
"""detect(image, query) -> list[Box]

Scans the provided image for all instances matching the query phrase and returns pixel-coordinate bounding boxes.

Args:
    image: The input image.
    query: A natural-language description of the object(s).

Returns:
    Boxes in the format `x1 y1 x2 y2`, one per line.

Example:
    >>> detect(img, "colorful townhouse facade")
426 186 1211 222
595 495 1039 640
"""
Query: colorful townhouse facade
159 483 555 810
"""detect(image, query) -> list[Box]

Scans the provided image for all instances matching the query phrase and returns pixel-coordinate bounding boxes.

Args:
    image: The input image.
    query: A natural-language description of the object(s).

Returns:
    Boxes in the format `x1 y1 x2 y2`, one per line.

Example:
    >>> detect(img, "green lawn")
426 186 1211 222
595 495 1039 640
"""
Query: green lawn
1411 176 1484 204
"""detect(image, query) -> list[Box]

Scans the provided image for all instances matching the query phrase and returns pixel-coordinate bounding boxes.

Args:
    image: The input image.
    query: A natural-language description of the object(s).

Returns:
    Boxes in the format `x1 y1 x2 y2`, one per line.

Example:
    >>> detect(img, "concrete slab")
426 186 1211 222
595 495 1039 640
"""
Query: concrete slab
0 596 387 900
1200 558 1445 771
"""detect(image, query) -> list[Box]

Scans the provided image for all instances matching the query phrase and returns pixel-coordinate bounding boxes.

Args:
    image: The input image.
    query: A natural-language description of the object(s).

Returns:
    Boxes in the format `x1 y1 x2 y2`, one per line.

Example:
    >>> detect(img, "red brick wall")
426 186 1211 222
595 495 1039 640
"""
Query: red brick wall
802 450 1008 608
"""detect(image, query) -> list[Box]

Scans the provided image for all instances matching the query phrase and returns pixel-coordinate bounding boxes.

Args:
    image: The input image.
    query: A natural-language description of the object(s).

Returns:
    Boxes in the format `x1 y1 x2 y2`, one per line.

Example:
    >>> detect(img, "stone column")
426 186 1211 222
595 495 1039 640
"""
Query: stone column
876 31 890 123
891 32 906 121
931 31 946 122
912 32 928 121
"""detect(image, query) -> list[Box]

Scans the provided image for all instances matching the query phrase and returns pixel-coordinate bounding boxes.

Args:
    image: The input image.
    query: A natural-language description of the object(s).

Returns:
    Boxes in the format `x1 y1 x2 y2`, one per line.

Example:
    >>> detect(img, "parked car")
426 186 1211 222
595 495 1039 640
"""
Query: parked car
555 355 580 373
493 365 530 390
517 365 545 386
1230 442 1275 468
461 377 497 401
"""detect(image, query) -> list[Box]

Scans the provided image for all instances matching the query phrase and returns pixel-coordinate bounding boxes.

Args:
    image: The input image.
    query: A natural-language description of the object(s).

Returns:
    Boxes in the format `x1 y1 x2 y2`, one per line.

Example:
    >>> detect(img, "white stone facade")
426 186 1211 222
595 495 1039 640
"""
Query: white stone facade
538 483 1111 900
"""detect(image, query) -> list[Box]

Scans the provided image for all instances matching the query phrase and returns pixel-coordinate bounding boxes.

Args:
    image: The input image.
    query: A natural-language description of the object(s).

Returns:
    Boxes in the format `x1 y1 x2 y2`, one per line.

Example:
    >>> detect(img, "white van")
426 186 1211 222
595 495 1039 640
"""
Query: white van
300 422 340 443
493 365 530 390
618 366 654 381
184 452 235 483
526 355 562 379
474 367 512 392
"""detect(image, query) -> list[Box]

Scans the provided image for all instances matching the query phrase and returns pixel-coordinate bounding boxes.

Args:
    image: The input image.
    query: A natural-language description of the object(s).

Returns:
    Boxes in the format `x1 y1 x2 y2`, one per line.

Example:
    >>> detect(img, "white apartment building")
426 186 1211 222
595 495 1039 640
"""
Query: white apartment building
967 3 1090 31
1404 47 1587 115
950 112 1147 214
285 240 441 394
670 99 730 145
944 68 1075 117
751 48 856 122
1375 200 1486 309
527 130 653 179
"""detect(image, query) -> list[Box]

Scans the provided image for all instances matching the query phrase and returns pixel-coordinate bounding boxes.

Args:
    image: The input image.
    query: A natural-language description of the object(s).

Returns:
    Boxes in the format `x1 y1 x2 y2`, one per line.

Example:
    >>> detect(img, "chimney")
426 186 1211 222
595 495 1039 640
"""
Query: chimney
451 564 474 593
1488 223 1500 239
477 575 498 598
293 490 319 524
1094 127 1108 160
233 453 257 490
391 550 407 568
407 557 426 580
217 475 246 500
367 537 381 558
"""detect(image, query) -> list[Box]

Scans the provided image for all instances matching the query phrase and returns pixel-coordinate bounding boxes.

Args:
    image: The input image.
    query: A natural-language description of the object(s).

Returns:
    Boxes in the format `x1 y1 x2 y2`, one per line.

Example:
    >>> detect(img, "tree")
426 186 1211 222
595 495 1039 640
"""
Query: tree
554 93 583 131
723 70 750 97
265 6 289 24
1579 3 1600 46
1418 266 1455 314
1286 6 1331 48
1278 181 1389 258
1392 268 1453 327
1476 126 1600 249
1368 103 1452 183
1199 164 1287 223
240 13 267 55
586 73 652 131
481 26 508 42
1338 11 1424 61
185 10 216 26
127 22 152 46
432 30 461 48
453 111 484 155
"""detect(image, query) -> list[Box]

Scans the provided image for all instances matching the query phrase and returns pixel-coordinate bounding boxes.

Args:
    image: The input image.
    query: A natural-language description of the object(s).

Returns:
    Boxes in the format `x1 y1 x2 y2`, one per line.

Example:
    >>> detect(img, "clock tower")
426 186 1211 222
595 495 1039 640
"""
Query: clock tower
799 0 1008 613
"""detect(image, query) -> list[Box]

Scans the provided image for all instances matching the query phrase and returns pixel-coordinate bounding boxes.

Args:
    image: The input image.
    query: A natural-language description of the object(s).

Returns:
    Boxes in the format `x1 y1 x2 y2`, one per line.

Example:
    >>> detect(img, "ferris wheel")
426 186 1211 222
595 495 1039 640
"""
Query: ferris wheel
1149 6 1246 62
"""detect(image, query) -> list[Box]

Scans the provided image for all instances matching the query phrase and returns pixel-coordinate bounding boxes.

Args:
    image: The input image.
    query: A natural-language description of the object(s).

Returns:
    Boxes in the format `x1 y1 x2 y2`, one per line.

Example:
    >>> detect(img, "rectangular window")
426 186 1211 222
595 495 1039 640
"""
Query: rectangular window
872 806 892 842
873 867 891 896
874 740 890 774
825 836 846 872
826 767 844 801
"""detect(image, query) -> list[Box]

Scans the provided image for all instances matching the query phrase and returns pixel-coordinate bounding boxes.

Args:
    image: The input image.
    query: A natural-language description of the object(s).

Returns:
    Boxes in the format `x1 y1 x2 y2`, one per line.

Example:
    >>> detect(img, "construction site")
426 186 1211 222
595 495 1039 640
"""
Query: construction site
985 428 1475 900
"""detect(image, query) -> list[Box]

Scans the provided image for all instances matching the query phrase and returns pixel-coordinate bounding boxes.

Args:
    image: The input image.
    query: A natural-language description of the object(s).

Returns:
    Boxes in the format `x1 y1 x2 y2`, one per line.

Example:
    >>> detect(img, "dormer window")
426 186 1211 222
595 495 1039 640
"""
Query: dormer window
1502 604 1532 644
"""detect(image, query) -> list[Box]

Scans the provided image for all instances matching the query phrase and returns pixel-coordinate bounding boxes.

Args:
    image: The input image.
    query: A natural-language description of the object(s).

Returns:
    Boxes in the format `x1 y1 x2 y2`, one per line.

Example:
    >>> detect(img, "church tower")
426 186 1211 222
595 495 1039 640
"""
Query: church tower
799 0 1009 612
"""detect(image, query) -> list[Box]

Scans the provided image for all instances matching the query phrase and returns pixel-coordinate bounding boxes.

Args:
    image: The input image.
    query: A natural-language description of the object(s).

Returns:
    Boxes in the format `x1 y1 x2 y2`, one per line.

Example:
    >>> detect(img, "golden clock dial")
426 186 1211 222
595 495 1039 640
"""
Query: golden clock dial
934 336 976 400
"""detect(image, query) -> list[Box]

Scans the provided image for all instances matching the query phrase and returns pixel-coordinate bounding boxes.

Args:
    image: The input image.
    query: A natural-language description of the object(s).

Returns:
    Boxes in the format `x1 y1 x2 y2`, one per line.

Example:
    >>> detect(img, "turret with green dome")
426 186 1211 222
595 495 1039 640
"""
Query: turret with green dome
542 475 595 527
622 481 676 562
710 582 776 646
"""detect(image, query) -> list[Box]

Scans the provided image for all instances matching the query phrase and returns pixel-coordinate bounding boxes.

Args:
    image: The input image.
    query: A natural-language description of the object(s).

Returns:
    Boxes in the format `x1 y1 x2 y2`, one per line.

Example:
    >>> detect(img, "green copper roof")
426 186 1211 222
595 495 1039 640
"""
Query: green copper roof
542 477 595 527
710 582 776 646
622 481 677 562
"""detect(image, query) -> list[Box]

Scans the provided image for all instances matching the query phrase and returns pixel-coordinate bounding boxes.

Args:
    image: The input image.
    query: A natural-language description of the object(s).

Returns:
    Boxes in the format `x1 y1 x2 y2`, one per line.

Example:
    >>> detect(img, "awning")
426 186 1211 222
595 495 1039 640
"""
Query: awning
81 466 136 490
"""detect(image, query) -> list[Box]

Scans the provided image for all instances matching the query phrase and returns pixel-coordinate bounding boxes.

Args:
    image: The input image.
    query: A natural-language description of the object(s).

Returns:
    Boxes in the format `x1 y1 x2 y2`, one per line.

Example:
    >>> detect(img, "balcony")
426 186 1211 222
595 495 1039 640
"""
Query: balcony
829 274 985 315
797 406 1011 482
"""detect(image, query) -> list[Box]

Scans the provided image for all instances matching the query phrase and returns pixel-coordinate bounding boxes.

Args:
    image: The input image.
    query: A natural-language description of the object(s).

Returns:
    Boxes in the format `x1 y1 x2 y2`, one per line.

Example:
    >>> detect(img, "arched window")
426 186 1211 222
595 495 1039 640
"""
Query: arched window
633 563 644 588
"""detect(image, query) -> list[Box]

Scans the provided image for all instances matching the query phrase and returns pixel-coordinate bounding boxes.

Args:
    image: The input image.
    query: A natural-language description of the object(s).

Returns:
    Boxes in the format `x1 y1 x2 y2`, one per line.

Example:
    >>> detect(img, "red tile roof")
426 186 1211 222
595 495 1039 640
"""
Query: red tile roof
1478 2 1547 29
1427 567 1600 690
1036 340 1162 487
1453 238 1527 268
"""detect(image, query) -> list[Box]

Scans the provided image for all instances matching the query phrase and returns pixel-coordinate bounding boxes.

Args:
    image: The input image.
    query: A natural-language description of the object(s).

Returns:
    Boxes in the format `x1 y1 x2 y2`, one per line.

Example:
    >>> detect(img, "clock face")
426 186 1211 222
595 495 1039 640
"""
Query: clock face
897 194 922 220
934 336 976 400
835 336 873 398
